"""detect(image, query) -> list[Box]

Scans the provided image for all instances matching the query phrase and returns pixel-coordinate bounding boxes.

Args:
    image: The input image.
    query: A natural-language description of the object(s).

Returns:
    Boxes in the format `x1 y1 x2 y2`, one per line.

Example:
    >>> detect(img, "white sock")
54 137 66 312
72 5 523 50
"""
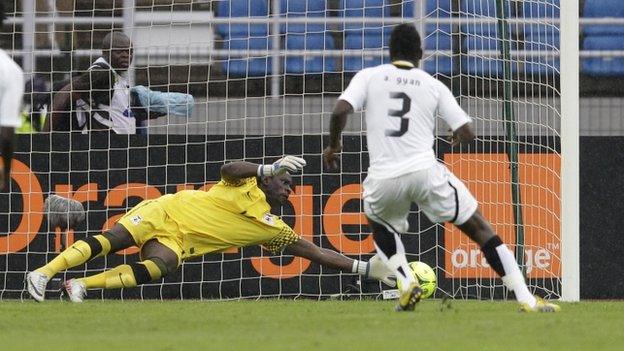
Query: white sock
496 245 537 307
374 240 415 292
387 254 415 291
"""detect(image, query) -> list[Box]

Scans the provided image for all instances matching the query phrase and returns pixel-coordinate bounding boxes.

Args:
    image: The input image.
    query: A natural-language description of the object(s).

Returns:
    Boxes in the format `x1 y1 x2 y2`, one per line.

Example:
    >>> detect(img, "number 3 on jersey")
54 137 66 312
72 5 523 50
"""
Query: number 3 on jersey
385 92 411 137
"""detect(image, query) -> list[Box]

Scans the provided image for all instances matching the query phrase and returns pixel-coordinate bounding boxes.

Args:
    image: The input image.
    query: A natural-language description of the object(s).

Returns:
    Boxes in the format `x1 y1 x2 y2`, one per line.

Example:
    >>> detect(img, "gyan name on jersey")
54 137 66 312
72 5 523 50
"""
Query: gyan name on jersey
384 75 421 87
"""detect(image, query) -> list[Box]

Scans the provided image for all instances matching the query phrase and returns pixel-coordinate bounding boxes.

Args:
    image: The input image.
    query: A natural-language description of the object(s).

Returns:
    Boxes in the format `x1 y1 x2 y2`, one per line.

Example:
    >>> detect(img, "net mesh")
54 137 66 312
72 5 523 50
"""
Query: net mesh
0 0 563 300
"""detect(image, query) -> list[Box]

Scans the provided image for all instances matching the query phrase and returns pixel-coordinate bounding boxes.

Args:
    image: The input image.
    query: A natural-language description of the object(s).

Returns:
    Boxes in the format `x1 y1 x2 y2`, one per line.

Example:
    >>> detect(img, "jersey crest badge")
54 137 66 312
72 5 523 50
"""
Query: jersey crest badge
262 213 275 226
130 215 142 225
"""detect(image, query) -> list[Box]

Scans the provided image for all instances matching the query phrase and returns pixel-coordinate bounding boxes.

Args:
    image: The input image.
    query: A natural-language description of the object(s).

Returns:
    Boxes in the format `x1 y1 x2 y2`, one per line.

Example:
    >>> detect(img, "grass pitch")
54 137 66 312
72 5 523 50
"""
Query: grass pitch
0 299 622 351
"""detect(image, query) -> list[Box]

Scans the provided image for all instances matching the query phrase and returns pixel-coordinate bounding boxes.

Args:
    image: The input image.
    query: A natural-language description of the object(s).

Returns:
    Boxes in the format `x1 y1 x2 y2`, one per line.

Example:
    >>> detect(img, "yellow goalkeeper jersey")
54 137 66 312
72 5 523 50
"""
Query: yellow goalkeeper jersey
156 177 300 259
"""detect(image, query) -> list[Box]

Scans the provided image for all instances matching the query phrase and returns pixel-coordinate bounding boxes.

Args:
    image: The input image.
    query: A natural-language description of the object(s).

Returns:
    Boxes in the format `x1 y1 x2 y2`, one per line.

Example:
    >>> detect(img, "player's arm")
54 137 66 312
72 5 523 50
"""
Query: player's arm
436 81 474 146
449 123 475 146
0 126 15 190
220 161 263 183
324 100 354 170
220 157 307 183
324 70 368 170
284 238 395 286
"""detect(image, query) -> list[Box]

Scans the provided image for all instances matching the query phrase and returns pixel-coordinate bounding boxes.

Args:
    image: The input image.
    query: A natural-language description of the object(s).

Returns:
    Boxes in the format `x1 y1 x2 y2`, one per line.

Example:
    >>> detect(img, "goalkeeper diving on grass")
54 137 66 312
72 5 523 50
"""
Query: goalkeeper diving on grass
27 156 394 302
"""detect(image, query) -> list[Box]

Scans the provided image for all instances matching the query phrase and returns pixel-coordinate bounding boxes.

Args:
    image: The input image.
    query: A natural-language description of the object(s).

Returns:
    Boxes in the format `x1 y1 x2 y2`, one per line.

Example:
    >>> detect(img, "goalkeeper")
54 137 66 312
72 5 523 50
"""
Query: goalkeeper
27 156 393 302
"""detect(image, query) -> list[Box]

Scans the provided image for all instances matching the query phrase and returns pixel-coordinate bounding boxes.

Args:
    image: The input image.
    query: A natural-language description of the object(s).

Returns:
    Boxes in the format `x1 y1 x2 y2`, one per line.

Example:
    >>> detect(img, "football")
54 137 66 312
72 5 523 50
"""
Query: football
396 261 437 299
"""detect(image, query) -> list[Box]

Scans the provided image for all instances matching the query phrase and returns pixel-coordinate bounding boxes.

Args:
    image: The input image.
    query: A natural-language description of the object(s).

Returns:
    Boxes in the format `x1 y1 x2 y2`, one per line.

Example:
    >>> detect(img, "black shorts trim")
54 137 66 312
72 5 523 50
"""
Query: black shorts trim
447 181 459 223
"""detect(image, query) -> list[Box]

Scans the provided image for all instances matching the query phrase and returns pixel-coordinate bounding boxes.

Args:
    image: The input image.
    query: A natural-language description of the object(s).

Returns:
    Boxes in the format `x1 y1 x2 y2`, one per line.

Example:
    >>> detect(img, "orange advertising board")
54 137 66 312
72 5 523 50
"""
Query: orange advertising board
444 153 561 278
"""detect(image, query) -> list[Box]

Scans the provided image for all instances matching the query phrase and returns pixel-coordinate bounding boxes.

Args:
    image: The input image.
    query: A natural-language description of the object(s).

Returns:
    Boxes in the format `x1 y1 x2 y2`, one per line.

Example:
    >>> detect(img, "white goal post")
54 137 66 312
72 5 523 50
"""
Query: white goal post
559 0 580 302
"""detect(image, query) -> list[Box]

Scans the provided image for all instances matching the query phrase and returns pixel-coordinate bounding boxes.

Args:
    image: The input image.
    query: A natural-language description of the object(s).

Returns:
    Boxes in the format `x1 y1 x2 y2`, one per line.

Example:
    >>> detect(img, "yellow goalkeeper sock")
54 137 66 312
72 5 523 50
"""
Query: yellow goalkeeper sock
78 260 163 289
35 235 113 278
36 241 92 278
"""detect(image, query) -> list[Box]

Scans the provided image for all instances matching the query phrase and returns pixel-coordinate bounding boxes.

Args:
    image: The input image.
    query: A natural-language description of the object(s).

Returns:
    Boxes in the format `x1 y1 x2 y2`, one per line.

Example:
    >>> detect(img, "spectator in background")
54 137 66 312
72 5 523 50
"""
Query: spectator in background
0 3 25 190
43 32 165 133
21 74 49 133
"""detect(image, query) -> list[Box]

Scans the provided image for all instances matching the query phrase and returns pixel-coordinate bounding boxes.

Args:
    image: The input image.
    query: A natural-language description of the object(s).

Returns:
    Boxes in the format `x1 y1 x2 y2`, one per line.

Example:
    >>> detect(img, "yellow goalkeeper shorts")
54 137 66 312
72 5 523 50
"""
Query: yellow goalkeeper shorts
117 197 183 265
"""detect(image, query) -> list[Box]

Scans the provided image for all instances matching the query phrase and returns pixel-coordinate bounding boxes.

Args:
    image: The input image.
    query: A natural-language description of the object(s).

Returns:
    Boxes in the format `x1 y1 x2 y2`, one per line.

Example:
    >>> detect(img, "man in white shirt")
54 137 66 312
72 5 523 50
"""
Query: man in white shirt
323 24 559 313
0 3 25 190
43 32 162 133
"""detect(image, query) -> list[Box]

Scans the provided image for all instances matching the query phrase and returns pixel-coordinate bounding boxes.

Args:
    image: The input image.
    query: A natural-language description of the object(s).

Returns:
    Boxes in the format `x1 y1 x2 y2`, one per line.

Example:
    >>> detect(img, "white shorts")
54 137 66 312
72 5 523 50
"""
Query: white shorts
363 162 478 233
0 53 24 128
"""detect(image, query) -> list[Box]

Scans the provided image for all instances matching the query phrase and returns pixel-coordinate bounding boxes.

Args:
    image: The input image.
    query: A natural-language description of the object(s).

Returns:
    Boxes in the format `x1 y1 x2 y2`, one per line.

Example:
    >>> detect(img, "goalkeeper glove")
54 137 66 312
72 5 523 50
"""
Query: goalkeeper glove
363 254 396 287
257 155 307 177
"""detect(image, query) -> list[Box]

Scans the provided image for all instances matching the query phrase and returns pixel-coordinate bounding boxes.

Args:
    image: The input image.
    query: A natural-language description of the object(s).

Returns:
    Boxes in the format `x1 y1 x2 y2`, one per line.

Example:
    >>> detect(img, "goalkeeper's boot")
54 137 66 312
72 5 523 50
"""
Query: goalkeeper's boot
62 279 87 303
26 271 50 302
395 282 423 312
519 296 561 313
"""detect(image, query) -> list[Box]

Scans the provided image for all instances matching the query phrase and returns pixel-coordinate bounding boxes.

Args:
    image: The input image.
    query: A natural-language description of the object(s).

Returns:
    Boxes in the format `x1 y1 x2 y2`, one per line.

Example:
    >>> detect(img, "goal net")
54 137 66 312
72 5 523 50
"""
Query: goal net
1 0 563 301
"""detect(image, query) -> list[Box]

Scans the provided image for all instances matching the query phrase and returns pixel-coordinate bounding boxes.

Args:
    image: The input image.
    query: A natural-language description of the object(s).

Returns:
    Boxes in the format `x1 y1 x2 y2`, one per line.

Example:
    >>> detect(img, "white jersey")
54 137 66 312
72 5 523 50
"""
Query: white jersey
339 63 470 179
0 50 24 128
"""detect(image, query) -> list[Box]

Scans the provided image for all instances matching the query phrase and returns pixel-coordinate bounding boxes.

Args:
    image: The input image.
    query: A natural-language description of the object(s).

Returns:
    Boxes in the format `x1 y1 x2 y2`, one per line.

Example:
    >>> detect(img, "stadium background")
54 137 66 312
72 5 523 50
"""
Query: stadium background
0 0 621 299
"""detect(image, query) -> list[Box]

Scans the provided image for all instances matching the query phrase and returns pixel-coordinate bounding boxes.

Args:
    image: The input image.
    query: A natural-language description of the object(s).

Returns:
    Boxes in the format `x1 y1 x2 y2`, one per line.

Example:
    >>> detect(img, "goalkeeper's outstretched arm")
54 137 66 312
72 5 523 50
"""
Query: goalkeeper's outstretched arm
220 161 264 183
284 238 395 286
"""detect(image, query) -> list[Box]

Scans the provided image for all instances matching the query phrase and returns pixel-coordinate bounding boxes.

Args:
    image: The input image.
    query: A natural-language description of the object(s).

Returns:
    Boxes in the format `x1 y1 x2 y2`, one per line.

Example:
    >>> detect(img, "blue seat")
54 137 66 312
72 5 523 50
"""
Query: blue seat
285 34 336 74
582 35 624 77
583 0 624 35
523 0 559 18
401 0 452 18
583 0 624 17
460 0 509 18
280 0 328 34
223 36 272 77
343 32 390 72
215 0 269 38
462 23 502 37
422 24 453 75
340 0 393 33
462 30 517 77
523 27 560 76
280 0 326 14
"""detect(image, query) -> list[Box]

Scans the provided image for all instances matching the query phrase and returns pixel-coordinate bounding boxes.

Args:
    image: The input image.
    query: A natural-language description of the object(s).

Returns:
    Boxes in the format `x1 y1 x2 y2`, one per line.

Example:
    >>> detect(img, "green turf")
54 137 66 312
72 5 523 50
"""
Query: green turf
0 299 622 351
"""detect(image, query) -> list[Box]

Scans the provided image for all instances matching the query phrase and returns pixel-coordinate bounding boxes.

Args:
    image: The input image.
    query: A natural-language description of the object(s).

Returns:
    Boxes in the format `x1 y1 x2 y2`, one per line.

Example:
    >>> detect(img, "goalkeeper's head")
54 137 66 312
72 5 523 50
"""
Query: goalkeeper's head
389 23 423 66
258 173 294 208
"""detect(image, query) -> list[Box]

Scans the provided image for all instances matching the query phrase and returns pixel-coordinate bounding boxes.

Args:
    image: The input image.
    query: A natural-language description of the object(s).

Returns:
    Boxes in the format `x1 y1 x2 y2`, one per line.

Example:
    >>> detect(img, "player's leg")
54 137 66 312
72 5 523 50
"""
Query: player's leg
37 224 134 278
63 238 180 303
366 219 423 311
26 224 135 302
456 210 559 312
27 198 162 301
456 210 536 304
435 165 559 312
363 175 421 311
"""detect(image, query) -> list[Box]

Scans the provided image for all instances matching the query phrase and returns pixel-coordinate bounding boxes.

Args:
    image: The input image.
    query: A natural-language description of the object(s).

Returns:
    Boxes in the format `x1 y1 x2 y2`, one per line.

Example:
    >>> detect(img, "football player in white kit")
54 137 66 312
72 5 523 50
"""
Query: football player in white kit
324 24 559 312
0 2 25 190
